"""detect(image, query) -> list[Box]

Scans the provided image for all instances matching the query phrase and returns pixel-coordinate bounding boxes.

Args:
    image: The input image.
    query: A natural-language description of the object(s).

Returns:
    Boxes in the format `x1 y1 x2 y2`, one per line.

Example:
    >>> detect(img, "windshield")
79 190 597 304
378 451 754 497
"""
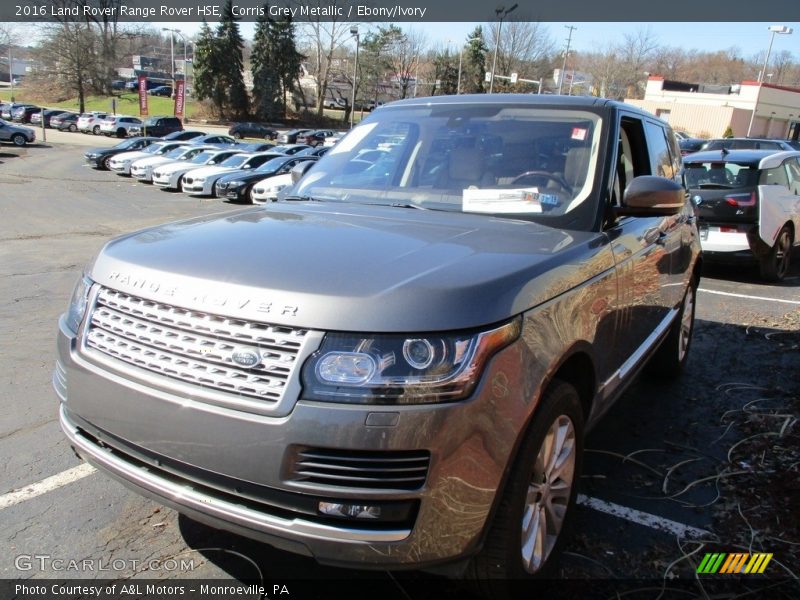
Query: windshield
143 144 165 154
113 138 142 150
684 161 760 189
165 148 188 159
220 155 250 168
189 151 215 164
294 104 603 226
256 157 291 172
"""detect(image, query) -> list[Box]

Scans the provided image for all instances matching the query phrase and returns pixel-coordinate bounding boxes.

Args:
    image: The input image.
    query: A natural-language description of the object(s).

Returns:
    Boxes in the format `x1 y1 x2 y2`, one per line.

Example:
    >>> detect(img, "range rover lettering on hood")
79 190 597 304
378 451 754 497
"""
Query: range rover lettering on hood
105 271 299 317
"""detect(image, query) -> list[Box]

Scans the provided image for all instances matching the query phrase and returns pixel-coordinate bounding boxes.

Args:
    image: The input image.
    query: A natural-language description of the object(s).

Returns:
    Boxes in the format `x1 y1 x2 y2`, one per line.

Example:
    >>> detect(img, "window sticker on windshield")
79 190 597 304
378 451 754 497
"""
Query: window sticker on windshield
571 128 588 141
463 188 545 214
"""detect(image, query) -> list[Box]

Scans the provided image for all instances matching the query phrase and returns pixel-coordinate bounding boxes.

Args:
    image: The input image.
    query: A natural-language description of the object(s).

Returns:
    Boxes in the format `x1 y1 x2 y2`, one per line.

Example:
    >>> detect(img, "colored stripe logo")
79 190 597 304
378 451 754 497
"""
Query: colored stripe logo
697 552 773 574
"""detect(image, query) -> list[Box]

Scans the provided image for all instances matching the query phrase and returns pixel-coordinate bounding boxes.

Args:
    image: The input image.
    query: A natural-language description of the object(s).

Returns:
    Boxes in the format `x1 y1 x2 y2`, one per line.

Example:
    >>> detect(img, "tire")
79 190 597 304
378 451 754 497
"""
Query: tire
102 156 113 170
68 124 77 132
92 125 100 135
116 128 126 138
469 380 584 592
11 134 27 147
759 225 792 282
646 278 697 378
232 132 242 139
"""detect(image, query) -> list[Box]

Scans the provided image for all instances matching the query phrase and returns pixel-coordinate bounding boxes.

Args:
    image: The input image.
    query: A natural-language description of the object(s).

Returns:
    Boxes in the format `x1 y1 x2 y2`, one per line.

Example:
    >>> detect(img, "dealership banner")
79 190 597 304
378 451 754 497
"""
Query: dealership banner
137 76 148 117
174 80 185 119
2 0 799 22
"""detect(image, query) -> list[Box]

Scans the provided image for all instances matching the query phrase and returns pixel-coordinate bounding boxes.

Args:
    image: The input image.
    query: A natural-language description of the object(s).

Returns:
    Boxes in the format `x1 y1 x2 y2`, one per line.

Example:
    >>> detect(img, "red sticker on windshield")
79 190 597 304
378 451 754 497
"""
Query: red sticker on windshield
572 128 587 141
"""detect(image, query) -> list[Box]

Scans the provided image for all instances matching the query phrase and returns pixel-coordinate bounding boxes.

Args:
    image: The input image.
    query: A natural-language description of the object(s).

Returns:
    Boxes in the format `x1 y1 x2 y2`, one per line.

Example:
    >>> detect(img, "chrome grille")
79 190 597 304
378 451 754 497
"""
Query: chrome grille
85 287 308 403
292 448 430 491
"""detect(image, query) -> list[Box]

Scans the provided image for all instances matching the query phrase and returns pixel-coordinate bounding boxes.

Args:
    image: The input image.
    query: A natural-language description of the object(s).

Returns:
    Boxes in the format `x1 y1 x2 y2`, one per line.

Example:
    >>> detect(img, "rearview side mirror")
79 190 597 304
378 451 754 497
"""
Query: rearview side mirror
617 176 685 217
290 160 315 183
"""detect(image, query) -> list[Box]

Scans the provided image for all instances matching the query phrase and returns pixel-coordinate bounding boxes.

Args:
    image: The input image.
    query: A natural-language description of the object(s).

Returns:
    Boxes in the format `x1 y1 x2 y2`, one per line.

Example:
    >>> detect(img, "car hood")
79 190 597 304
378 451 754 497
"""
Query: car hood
216 169 274 185
253 174 292 190
111 150 152 163
132 155 173 168
154 160 198 174
90 203 610 332
184 165 234 178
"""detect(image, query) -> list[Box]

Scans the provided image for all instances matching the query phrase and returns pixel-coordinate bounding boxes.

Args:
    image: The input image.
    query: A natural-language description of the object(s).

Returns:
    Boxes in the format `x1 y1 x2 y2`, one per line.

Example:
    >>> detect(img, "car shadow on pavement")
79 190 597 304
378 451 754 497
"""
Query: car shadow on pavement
701 251 800 287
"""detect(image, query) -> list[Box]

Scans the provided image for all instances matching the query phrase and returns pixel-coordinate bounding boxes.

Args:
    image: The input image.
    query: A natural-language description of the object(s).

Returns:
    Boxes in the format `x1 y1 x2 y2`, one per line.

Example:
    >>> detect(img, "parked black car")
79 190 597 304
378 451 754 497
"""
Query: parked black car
51 113 80 132
228 122 279 140
678 138 707 156
84 137 160 170
11 105 41 123
130 116 183 138
235 142 277 152
161 130 207 141
276 128 312 144
214 155 319 202
149 86 173 97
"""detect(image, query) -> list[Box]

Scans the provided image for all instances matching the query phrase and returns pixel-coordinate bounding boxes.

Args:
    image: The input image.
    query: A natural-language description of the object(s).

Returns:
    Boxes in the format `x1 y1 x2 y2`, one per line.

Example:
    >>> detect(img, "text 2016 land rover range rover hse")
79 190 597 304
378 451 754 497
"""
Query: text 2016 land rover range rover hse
55 96 701 582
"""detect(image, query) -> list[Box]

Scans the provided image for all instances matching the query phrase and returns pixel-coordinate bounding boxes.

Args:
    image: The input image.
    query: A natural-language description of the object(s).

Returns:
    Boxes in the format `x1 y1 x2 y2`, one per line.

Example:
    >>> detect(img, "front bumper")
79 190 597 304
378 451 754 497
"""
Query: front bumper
55 313 527 568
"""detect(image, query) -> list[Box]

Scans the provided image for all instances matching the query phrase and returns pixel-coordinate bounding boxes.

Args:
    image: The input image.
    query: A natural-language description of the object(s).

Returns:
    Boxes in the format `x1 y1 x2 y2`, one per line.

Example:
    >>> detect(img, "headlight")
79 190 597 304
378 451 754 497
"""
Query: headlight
226 180 244 188
65 275 93 333
301 318 521 404
268 183 288 193
195 177 206 183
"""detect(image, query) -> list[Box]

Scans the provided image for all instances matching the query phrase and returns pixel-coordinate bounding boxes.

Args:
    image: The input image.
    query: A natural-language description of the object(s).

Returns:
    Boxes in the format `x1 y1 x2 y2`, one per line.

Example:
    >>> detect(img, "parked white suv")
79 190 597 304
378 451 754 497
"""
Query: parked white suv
99 116 142 138
77 112 107 135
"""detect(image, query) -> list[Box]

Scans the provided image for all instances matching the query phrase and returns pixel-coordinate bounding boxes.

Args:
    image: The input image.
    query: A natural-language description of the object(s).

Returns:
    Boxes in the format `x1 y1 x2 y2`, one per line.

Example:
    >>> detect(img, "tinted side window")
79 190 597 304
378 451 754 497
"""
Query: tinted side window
783 158 800 194
645 122 677 179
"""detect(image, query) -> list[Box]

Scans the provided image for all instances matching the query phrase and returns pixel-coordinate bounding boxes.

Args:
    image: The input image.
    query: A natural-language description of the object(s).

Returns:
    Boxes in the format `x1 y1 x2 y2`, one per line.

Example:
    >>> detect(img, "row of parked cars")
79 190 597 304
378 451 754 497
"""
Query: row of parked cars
86 130 332 204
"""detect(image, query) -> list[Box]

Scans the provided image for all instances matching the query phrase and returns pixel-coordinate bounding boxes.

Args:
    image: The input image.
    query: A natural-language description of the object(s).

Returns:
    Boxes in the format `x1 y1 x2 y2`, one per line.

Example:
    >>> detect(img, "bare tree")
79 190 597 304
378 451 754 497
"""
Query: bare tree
300 0 353 115
487 20 553 92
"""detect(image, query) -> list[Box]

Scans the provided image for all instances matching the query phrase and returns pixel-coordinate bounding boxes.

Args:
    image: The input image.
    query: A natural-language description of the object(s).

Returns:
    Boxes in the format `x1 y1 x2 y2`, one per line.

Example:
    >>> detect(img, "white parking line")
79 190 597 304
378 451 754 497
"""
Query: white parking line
0 463 96 510
698 288 800 306
577 494 710 539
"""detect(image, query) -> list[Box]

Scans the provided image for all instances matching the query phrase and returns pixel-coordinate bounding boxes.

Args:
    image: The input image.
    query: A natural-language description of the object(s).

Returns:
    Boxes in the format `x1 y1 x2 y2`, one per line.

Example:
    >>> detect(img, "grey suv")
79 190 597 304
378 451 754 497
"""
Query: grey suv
56 96 701 583
0 118 35 146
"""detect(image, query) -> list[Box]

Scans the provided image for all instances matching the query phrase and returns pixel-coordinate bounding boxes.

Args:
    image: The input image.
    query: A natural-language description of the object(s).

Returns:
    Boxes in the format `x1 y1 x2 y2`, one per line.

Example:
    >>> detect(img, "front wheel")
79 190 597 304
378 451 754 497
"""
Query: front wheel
759 226 792 282
92 125 100 135
68 124 77 132
11 133 27 147
469 380 583 589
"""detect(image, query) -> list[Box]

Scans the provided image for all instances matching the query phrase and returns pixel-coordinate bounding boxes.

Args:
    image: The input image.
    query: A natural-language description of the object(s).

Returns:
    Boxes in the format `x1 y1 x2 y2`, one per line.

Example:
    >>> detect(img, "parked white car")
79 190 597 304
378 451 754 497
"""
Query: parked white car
99 115 142 138
250 173 293 204
77 112 108 135
324 132 345 147
108 141 190 175
130 145 216 183
181 153 278 197
152 149 245 191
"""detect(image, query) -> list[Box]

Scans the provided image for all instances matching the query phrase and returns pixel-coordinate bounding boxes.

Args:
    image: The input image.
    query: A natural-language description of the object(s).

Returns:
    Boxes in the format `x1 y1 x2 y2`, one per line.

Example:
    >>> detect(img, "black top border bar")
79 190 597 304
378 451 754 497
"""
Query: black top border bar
2 0 800 23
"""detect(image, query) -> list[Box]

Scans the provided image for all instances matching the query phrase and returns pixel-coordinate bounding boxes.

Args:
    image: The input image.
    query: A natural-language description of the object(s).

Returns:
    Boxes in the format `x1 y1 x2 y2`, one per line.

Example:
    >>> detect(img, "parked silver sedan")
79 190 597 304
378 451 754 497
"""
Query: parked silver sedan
0 118 35 146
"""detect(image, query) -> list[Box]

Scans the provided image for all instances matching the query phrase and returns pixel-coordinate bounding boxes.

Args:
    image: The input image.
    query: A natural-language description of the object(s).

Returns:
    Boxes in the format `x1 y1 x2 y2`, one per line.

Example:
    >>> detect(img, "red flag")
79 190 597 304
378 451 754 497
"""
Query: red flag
174 80 186 119
138 76 149 117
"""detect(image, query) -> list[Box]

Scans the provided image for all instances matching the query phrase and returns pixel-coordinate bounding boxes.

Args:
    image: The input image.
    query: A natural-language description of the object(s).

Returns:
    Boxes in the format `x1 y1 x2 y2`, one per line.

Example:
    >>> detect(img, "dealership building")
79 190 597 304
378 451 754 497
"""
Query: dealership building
626 76 800 140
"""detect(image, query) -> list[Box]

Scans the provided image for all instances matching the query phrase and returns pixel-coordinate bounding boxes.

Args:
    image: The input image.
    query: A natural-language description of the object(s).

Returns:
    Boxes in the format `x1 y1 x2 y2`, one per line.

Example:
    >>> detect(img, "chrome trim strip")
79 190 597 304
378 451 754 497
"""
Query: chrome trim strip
60 405 411 544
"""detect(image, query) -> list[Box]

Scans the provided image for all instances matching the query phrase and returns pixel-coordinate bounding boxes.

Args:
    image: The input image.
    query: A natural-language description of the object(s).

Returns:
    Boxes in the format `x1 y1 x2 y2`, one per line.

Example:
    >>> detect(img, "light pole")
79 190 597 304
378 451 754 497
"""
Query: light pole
488 4 517 94
758 25 792 83
748 25 793 137
558 25 577 95
350 25 360 129
457 36 480 95
161 27 176 91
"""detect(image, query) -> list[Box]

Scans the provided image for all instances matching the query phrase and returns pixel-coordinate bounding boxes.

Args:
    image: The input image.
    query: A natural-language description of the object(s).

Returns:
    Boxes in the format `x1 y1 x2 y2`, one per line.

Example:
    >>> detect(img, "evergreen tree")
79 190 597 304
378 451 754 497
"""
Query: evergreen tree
216 0 249 118
463 26 488 94
251 9 283 121
273 17 304 119
192 20 226 117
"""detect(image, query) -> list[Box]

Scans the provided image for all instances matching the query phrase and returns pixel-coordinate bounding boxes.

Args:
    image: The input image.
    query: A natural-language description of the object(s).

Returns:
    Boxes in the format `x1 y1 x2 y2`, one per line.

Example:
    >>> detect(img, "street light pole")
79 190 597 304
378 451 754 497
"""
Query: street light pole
488 4 517 94
558 25 577 95
350 26 360 129
161 27 175 91
748 25 793 137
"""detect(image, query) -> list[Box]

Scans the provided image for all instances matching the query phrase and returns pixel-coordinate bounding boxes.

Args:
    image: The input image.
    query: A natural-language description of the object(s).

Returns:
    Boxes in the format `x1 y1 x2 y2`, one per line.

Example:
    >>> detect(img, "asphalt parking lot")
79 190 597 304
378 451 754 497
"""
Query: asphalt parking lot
1 141 798 599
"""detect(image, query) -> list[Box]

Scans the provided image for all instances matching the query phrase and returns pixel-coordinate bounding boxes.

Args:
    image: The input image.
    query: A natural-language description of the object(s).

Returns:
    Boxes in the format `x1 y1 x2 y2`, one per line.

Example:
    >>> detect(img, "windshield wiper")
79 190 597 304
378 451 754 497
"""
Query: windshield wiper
362 202 428 210
282 195 325 202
